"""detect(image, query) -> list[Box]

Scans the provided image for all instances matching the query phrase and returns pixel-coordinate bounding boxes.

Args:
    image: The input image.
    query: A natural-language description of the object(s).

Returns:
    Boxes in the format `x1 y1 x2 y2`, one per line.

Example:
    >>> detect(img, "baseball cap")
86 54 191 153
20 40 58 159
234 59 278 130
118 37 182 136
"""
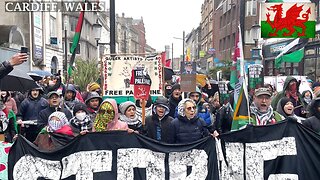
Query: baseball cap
254 88 272 97
47 91 61 98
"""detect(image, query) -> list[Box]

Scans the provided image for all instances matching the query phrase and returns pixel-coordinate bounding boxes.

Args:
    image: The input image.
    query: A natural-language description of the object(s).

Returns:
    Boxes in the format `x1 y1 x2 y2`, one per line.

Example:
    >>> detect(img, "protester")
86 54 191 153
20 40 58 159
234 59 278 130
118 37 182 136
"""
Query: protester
1 91 18 114
0 100 17 142
187 86 212 128
276 97 305 122
271 76 305 117
94 99 128 131
17 86 48 142
69 102 93 136
85 92 102 121
168 83 182 118
42 74 64 96
34 111 74 151
135 96 153 122
214 89 234 134
82 82 102 100
171 98 210 144
0 53 28 79
144 96 174 143
37 91 72 130
301 90 313 117
302 97 320 134
119 101 142 132
251 88 284 125
63 84 80 115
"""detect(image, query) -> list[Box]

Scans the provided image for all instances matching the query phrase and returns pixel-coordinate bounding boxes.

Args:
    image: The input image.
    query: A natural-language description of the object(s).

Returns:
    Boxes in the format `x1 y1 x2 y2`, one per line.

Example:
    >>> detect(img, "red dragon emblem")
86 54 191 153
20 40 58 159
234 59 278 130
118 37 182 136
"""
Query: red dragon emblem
266 3 311 37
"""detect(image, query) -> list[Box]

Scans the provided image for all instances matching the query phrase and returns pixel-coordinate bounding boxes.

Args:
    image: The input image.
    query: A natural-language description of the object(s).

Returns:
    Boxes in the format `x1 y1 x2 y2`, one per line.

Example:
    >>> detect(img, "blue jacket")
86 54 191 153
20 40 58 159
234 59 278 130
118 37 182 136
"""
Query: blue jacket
18 96 48 121
174 105 211 126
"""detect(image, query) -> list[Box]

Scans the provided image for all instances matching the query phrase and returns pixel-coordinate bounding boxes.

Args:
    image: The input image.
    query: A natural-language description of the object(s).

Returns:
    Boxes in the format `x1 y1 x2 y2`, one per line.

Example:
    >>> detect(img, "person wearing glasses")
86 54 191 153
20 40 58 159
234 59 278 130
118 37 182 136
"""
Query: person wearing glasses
171 98 210 144
250 88 284 126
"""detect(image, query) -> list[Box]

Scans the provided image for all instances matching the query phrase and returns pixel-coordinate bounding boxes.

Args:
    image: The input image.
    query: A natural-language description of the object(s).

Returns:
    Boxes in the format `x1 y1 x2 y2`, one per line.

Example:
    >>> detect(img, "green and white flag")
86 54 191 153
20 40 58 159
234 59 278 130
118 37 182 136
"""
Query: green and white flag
261 2 315 38
275 38 308 68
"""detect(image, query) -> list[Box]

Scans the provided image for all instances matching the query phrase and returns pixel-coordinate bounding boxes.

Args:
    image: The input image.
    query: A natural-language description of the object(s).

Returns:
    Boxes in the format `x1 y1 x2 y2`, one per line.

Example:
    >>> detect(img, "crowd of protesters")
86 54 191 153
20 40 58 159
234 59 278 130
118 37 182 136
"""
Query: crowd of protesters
1 60 320 151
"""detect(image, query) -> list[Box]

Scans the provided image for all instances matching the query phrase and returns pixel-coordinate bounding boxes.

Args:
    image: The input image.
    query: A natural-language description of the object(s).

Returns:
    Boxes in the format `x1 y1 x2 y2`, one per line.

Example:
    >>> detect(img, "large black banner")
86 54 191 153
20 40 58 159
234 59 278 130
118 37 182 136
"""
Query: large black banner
8 120 320 180
8 131 218 180
218 119 320 180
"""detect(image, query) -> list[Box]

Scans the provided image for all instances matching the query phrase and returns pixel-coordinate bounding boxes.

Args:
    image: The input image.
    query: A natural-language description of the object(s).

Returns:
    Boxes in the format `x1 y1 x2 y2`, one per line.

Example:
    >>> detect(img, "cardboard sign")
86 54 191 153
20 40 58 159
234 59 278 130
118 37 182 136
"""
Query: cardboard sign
180 74 196 92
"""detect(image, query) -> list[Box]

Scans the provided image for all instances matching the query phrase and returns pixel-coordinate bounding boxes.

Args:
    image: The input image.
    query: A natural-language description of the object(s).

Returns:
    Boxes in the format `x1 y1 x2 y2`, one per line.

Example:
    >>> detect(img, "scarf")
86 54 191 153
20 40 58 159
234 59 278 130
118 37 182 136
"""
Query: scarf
119 114 139 126
304 97 312 105
250 103 274 125
136 106 152 122
70 115 92 132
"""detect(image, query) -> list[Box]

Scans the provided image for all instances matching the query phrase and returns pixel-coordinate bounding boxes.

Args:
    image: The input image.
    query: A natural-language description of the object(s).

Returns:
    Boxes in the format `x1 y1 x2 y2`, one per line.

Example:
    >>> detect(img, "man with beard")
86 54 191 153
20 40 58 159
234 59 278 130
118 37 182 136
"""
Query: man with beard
85 92 102 121
37 91 72 130
271 76 305 117
17 87 48 142
168 83 182 118
251 88 283 125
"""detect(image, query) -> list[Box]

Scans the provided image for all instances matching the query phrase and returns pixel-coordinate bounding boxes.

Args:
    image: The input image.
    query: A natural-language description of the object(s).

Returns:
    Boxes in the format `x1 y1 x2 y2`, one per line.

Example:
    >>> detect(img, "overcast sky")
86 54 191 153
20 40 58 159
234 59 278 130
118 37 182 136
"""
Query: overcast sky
114 0 204 58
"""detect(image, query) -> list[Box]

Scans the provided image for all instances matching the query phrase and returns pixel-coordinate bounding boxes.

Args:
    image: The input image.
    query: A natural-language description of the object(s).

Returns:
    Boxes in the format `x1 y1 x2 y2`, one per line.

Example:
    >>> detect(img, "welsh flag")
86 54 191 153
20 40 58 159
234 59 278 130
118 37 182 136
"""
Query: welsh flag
68 2 85 77
261 2 315 38
275 38 308 68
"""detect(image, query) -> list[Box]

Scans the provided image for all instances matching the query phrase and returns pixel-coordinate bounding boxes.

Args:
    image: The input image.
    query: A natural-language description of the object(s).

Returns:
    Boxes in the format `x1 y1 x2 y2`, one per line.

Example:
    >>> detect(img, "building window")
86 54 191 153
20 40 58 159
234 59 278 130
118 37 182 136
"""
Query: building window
304 58 316 78
70 16 77 32
50 15 56 37
69 43 80 54
51 56 58 74
246 0 257 16
220 16 223 28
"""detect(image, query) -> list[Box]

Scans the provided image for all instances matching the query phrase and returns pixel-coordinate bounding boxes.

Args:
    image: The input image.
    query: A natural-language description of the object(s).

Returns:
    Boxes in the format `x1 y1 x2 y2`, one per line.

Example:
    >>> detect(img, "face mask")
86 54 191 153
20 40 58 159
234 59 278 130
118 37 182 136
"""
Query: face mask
76 112 87 121
304 97 312 104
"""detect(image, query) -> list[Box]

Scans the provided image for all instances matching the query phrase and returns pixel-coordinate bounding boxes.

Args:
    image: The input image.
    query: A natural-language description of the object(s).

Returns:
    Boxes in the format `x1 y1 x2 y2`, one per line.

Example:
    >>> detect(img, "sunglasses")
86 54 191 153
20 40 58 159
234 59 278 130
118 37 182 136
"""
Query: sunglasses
186 106 196 111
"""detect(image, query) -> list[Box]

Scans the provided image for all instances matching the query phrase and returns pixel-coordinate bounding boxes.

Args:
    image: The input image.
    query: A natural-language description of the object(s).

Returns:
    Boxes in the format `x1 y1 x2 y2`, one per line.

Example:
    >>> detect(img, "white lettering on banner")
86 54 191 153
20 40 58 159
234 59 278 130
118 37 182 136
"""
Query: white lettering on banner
246 137 297 179
268 174 299 180
218 137 297 180
219 143 244 179
117 148 166 180
169 149 208 180
13 154 61 180
61 150 112 180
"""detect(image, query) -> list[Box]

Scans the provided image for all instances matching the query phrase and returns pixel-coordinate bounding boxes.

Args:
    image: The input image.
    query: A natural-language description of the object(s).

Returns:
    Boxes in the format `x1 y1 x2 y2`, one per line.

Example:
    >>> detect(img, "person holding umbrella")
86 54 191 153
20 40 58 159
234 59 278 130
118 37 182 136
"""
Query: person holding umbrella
0 53 28 79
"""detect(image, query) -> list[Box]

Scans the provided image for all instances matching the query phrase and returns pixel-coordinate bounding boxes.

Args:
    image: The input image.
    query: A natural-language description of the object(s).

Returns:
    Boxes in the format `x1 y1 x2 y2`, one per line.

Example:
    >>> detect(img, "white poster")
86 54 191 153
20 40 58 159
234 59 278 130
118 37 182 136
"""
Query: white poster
102 55 163 97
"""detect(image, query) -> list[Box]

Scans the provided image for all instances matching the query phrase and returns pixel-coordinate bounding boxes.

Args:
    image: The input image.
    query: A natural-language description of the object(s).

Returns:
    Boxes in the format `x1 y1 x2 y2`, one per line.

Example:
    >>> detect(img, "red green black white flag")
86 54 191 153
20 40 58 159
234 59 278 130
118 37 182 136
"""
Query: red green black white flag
261 2 315 38
68 3 85 76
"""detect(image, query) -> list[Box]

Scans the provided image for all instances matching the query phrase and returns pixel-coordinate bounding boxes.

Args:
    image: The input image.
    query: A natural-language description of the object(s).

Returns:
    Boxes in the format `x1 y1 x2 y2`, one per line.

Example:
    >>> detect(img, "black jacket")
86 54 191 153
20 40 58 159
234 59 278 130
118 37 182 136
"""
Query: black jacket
171 115 209 144
37 106 72 130
168 95 182 118
302 97 320 134
144 114 174 143
0 61 13 79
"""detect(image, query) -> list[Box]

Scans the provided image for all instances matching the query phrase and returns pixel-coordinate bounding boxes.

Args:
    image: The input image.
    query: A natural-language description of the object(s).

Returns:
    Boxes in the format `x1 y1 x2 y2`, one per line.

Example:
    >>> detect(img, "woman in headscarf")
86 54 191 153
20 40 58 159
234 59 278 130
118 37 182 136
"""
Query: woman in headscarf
119 101 142 132
276 97 305 123
94 99 128 131
34 111 74 151
171 98 210 144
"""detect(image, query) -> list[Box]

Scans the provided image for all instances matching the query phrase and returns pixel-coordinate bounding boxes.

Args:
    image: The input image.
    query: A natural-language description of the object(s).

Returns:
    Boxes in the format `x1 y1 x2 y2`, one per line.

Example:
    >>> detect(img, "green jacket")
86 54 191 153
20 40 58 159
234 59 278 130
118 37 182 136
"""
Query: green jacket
250 111 284 125
271 76 305 110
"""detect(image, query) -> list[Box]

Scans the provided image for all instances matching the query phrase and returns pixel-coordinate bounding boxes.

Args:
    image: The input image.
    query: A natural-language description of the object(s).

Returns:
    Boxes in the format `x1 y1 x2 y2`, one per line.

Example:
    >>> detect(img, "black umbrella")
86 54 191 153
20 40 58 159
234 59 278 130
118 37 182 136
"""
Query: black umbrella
27 70 52 81
164 67 175 81
0 68 39 92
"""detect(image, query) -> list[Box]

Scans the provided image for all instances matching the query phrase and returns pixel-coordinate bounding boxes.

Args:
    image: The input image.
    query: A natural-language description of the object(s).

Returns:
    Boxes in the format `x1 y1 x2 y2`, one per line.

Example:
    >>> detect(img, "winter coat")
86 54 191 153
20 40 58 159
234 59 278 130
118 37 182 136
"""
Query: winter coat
302 98 320 134
0 60 13 79
214 103 234 134
18 95 48 122
168 94 182 118
171 115 209 144
144 96 174 143
37 106 72 130
271 76 305 116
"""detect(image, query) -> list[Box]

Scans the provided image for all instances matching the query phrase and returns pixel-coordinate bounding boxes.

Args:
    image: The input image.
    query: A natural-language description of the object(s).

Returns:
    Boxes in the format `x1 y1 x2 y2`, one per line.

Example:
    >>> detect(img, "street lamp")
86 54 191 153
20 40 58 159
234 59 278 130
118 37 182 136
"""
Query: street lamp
251 21 261 47
173 31 185 62
251 21 261 64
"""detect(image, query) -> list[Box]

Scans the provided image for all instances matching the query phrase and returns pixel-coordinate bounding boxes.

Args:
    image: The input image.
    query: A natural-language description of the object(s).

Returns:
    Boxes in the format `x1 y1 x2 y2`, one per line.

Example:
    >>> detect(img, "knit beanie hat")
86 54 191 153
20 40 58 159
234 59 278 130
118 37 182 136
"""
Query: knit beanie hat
88 82 100 92
73 102 88 116
171 83 181 93
119 101 136 114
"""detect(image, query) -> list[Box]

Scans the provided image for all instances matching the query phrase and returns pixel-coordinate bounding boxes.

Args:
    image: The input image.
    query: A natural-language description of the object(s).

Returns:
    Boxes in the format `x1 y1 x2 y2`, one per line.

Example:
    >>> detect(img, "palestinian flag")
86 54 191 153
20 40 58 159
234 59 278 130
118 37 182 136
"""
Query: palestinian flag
231 76 251 131
68 2 85 77
261 2 315 38
275 38 308 68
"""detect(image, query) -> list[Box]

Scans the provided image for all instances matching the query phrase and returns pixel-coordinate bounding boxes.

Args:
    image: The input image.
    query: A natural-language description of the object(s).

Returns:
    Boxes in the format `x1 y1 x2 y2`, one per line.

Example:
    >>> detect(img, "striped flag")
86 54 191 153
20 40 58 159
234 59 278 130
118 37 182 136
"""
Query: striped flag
275 38 308 68
68 2 85 76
